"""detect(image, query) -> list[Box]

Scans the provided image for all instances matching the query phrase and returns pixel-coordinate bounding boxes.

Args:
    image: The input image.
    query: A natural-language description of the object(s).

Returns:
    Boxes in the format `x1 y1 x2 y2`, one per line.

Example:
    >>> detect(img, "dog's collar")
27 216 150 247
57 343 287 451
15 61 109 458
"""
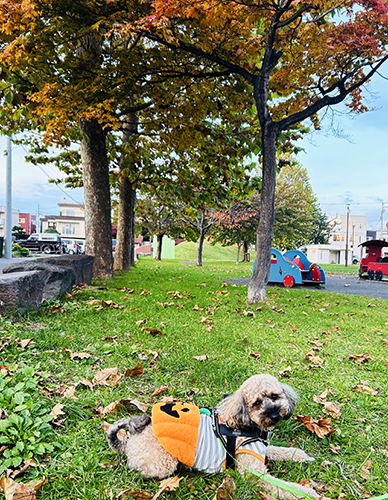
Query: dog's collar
210 408 270 469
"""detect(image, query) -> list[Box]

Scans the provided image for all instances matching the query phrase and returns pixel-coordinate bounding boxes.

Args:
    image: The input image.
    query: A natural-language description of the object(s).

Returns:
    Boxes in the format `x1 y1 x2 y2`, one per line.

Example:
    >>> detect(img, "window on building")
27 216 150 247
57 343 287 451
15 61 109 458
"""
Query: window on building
62 224 76 235
341 235 344 241
48 222 57 230
66 209 75 216
19 218 25 223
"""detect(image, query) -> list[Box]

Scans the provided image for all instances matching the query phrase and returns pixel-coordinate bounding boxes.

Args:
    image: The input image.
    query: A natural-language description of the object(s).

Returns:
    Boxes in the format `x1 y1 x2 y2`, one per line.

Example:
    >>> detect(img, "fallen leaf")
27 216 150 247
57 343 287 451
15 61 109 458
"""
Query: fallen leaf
70 352 92 360
329 444 341 455
304 350 324 365
289 324 297 332
313 388 330 404
258 492 277 500
279 366 292 378
63 386 76 399
322 401 343 419
120 398 149 412
200 316 212 324
351 384 379 396
50 403 65 420
93 368 122 386
151 385 169 397
99 401 122 415
194 355 208 361
206 325 214 332
151 476 182 500
18 339 34 348
117 489 152 499
141 327 165 336
9 459 37 480
243 310 256 317
250 352 261 359
101 300 125 309
124 363 143 377
0 476 45 500
213 475 236 500
295 415 335 438
348 353 373 363
102 336 118 341
193 304 204 311
51 305 63 314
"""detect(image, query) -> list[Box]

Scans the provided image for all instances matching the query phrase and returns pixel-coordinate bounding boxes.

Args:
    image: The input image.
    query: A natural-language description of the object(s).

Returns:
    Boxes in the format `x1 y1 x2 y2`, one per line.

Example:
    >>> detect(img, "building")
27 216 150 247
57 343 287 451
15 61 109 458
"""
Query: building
306 214 367 265
18 213 37 235
0 206 19 237
41 198 85 241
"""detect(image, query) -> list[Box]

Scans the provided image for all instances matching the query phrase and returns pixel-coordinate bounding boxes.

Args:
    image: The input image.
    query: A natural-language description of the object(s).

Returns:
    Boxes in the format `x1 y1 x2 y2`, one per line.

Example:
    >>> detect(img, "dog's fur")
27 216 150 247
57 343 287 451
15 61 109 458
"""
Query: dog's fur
106 374 319 499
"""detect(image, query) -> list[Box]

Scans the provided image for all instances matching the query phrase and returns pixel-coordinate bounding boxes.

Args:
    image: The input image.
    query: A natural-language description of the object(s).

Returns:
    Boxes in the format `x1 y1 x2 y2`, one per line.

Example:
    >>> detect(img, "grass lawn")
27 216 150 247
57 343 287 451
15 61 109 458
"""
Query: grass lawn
1 259 387 500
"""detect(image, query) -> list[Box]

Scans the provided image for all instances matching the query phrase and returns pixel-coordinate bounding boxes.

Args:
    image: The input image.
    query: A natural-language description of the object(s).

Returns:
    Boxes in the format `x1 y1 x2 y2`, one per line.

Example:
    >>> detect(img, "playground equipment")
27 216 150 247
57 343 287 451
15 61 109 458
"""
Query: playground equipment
358 239 388 280
252 249 325 288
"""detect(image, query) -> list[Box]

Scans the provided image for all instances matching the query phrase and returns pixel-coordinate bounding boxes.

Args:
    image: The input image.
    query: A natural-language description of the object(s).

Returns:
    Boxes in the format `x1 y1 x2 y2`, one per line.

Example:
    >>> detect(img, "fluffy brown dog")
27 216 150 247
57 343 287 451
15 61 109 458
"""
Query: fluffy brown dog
106 374 318 499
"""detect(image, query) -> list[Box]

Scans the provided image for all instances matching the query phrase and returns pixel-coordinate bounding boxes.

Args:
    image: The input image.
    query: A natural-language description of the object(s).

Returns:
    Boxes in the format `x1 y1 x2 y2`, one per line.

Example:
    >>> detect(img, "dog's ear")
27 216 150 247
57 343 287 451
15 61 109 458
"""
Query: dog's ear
218 390 253 429
280 383 298 420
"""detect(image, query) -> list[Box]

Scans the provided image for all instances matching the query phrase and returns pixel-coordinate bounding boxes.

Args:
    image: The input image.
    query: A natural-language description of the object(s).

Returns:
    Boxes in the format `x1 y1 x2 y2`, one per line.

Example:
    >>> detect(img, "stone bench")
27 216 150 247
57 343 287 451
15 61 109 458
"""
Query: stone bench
0 255 94 314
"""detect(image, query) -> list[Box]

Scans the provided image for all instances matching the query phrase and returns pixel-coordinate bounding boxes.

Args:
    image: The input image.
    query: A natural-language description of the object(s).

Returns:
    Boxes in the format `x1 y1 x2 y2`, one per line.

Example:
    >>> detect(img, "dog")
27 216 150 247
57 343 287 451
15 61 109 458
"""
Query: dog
106 374 318 499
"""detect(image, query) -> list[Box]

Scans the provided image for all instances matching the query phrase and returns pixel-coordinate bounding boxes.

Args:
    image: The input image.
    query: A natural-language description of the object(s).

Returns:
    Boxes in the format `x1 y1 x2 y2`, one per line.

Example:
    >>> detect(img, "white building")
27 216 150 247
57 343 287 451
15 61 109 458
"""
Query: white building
0 206 19 237
306 214 367 265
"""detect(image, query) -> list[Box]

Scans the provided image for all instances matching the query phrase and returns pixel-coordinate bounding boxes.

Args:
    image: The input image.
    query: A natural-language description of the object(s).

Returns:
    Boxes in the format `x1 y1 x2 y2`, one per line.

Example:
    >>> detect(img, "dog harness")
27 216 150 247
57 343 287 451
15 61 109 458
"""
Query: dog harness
152 402 270 473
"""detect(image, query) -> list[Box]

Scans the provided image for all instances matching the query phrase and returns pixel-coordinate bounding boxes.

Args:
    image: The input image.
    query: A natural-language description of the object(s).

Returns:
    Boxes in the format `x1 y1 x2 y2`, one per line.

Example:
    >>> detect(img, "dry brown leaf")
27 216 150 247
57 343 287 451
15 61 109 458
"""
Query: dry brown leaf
70 352 91 360
102 300 125 309
243 310 256 317
206 325 215 332
77 379 94 391
359 466 371 480
329 444 341 455
295 415 335 438
0 476 45 500
351 384 379 396
62 386 76 399
120 398 149 412
258 492 277 500
313 388 330 404
101 335 118 341
213 475 236 500
93 368 122 386
289 324 297 332
200 316 212 324
124 363 143 377
151 477 181 500
193 304 204 311
151 385 169 397
100 401 122 415
51 305 63 314
250 352 261 359
117 489 152 499
141 327 165 336
9 460 37 480
304 350 324 365
348 353 373 363
50 403 65 420
322 402 343 419
194 355 209 361
279 366 292 378
18 339 34 348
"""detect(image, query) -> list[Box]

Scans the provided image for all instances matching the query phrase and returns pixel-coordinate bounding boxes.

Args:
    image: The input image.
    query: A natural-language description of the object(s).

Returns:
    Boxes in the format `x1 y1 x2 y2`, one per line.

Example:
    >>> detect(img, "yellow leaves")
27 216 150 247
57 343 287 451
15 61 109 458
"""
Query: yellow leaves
348 353 373 363
151 477 182 500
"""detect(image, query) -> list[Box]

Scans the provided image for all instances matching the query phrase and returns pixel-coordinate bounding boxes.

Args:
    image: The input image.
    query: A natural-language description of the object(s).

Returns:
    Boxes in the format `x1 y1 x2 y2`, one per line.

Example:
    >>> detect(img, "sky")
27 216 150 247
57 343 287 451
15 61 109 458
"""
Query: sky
0 67 387 229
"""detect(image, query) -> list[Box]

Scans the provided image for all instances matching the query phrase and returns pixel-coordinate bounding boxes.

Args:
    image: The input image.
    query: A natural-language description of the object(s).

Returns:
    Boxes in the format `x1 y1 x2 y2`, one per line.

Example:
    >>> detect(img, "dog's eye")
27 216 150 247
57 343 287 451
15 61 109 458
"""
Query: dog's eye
253 400 262 407
271 394 279 401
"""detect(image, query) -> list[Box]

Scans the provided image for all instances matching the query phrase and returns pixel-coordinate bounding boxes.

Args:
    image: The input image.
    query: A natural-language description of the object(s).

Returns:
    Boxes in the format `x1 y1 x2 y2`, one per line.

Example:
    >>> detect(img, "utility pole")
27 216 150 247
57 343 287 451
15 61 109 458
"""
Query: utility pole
4 135 12 259
345 204 350 267
381 203 387 240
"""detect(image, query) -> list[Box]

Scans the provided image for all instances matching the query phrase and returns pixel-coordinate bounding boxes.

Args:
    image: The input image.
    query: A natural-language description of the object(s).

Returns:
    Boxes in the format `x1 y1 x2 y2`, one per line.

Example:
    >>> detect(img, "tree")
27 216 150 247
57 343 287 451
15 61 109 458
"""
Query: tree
136 198 180 260
308 206 334 245
212 203 260 264
142 0 388 302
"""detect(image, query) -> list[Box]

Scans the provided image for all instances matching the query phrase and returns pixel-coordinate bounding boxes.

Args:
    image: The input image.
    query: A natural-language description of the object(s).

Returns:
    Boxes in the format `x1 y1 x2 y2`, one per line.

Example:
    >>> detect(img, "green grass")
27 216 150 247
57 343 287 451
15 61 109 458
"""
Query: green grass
174 241 257 262
1 259 387 499
321 264 359 275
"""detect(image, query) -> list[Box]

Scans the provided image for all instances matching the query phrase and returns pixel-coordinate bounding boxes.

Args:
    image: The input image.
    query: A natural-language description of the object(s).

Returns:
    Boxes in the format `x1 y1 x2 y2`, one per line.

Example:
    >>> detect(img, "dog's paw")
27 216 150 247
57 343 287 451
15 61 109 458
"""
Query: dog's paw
291 449 315 462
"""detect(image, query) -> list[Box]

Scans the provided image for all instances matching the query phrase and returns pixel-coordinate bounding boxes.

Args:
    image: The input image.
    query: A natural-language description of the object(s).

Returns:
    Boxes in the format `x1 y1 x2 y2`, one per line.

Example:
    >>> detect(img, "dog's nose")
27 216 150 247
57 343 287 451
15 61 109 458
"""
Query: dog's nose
271 412 280 419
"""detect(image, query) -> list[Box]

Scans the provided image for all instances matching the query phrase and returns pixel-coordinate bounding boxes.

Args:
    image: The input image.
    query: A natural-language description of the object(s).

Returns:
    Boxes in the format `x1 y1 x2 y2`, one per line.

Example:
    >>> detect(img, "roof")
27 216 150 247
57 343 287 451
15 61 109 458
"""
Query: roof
358 239 388 248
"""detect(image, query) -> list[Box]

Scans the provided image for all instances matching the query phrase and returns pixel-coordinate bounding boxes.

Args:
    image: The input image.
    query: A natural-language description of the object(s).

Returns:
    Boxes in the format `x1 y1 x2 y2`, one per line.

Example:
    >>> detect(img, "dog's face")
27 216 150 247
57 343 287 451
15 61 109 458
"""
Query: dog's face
218 374 297 431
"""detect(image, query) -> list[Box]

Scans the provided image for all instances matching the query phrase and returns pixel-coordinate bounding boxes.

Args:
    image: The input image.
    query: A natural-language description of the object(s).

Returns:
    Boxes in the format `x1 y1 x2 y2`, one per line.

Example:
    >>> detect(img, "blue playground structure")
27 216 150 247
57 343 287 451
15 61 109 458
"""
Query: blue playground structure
252 249 325 287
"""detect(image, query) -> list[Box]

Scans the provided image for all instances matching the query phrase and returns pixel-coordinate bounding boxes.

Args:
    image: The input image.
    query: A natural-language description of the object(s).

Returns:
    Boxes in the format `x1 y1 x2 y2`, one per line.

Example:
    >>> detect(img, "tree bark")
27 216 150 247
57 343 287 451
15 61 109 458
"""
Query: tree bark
236 242 242 265
248 123 277 303
114 113 137 271
155 234 163 260
80 118 113 279
197 228 206 267
242 241 248 262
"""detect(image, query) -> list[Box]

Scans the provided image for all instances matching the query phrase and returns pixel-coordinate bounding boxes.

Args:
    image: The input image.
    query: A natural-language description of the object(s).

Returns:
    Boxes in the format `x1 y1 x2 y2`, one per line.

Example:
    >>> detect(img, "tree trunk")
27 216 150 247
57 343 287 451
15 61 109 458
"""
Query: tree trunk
236 242 242 265
248 124 277 303
114 113 137 271
155 234 163 260
196 212 207 267
80 118 113 279
242 241 248 262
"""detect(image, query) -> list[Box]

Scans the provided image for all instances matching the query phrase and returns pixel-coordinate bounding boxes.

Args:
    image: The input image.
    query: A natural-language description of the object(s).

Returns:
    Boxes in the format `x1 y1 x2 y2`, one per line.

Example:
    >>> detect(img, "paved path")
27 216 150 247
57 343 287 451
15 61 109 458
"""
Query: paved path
228 274 388 300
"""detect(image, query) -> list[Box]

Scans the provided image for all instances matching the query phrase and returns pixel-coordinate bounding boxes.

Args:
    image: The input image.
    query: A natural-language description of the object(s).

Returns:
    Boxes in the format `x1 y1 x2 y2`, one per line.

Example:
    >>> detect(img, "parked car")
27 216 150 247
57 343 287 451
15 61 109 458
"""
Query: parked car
62 238 82 254
17 233 64 254
352 255 360 265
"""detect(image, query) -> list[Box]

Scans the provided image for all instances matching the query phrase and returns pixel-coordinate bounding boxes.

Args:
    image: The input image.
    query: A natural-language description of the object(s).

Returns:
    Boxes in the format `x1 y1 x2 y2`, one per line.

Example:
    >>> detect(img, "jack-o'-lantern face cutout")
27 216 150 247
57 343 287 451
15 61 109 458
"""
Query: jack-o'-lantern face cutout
152 402 201 467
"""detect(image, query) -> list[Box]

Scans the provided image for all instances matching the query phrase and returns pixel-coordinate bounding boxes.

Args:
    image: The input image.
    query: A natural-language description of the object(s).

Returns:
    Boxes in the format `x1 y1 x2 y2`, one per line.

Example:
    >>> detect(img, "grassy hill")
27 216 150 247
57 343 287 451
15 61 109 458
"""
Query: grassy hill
174 240 256 262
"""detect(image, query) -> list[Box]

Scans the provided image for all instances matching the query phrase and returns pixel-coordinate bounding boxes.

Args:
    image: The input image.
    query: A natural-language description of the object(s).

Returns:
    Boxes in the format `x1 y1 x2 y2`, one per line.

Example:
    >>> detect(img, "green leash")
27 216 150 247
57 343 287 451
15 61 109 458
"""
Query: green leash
217 437 388 500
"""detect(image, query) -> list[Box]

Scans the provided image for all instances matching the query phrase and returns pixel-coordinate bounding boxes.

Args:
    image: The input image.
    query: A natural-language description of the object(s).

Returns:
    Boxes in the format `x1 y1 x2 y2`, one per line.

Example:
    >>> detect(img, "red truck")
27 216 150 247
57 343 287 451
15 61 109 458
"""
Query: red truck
358 239 388 280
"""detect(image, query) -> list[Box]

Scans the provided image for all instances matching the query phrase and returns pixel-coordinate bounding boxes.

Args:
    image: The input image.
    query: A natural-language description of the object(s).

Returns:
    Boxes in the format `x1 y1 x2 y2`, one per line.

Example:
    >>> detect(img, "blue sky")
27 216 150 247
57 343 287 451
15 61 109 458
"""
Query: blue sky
1 68 387 228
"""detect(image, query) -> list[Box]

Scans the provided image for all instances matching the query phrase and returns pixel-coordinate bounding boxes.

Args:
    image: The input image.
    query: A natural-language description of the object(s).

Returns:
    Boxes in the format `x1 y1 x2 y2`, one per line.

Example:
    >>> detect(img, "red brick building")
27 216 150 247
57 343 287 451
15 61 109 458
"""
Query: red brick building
18 213 37 235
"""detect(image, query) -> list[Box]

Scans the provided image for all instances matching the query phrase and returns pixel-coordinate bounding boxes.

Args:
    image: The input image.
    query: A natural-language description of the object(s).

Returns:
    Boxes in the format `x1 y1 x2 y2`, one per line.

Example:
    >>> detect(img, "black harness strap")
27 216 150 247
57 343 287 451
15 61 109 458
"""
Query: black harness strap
211 408 270 470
